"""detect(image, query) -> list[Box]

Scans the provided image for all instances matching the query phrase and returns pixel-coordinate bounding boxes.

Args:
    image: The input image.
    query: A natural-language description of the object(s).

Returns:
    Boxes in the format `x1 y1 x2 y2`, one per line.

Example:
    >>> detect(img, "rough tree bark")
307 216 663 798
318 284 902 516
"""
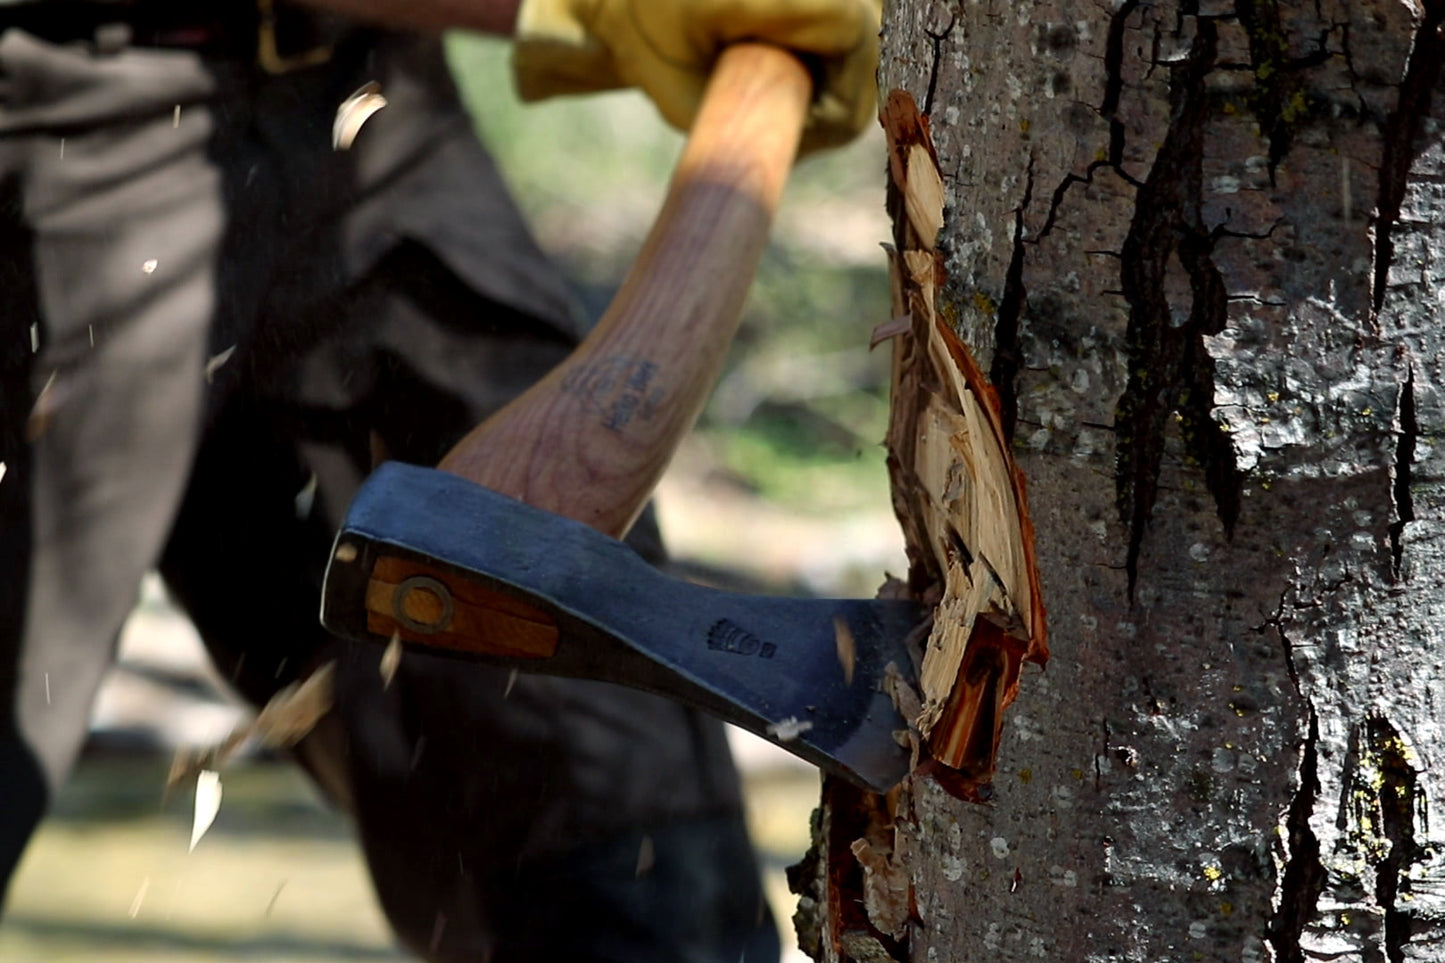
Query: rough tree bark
794 0 1445 959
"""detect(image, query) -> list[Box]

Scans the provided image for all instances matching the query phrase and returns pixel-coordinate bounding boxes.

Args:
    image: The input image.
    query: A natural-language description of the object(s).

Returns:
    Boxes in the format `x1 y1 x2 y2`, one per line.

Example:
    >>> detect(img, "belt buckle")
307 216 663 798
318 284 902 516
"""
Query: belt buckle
257 0 332 75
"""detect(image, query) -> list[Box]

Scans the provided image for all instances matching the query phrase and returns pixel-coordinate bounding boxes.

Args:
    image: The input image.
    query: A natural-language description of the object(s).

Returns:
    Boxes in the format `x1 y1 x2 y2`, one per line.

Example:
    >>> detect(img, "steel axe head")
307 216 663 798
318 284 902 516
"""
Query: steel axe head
321 462 925 792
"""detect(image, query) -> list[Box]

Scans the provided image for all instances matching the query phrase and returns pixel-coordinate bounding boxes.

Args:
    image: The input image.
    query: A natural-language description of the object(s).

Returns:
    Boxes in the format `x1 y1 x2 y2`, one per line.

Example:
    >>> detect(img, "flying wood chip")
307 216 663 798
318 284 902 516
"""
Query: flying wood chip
879 89 1047 795
333 81 388 151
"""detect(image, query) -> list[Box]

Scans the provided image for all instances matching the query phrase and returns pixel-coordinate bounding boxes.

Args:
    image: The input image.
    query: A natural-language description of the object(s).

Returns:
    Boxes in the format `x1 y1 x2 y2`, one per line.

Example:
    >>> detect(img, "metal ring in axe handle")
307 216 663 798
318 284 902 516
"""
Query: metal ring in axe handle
434 42 814 535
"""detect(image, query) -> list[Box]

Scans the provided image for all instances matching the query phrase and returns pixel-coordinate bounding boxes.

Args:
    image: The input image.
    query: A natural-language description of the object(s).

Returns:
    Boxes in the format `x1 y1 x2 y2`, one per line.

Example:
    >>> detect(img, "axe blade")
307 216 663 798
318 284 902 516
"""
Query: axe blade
321 462 924 792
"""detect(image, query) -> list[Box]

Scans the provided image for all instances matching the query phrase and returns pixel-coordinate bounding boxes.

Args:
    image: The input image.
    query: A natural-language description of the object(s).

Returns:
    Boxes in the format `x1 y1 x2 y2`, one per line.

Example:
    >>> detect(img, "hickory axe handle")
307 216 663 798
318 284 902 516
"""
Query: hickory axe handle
437 43 812 536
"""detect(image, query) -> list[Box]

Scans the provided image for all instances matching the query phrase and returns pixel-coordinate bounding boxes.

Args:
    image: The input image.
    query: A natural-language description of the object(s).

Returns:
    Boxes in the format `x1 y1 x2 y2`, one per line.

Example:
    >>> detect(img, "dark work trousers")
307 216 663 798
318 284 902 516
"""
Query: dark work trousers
0 24 779 963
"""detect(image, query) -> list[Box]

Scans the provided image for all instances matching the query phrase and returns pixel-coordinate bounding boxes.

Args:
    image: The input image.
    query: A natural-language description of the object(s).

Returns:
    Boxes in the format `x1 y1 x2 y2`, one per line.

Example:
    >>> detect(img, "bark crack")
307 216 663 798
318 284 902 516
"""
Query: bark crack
1102 0 1138 171
991 160 1033 440
1390 370 1417 578
1113 11 1243 596
1268 706 1326 963
1234 0 1333 183
1371 2 1445 318
1032 0 1145 242
922 11 957 116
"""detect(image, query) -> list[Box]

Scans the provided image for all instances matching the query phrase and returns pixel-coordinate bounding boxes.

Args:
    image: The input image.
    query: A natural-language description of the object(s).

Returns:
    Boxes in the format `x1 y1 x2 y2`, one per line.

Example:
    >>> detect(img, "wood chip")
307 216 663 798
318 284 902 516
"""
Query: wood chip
254 662 335 748
870 314 912 349
635 835 656 877
380 632 402 689
128 877 150 918
204 345 236 384
429 912 447 954
884 661 923 724
294 473 318 520
849 836 911 940
166 661 337 802
767 717 814 742
833 617 856 686
333 82 387 150
189 770 222 852
26 370 58 441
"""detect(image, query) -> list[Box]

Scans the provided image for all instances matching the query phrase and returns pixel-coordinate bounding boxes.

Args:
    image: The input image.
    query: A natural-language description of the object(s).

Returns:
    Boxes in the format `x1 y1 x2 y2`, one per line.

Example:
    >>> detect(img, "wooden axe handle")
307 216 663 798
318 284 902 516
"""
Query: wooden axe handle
437 44 812 536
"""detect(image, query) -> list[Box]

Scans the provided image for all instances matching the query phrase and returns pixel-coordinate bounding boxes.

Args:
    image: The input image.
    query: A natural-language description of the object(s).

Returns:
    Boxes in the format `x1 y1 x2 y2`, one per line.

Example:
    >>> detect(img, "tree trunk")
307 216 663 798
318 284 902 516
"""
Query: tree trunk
794 0 1445 959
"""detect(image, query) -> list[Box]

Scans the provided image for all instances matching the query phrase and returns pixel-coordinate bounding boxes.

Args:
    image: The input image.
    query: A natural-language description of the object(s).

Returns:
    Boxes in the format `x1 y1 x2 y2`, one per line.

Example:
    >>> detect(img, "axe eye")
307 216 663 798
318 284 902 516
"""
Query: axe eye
392 576 455 635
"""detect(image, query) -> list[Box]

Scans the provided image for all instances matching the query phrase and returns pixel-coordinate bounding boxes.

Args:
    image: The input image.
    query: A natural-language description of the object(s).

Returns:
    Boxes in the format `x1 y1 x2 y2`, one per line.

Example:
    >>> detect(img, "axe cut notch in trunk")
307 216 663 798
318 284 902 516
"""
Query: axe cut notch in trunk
321 45 927 791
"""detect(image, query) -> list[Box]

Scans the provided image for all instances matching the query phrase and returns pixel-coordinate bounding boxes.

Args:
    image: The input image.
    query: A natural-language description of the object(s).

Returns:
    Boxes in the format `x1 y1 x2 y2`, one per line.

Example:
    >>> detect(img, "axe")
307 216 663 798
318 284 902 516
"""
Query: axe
321 45 924 791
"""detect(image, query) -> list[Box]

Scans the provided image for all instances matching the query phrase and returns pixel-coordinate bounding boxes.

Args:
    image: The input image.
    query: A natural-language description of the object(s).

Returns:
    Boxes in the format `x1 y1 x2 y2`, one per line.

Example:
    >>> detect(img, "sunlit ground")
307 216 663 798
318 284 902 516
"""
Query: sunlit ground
2 33 903 963
4 749 821 961
4 595 826 962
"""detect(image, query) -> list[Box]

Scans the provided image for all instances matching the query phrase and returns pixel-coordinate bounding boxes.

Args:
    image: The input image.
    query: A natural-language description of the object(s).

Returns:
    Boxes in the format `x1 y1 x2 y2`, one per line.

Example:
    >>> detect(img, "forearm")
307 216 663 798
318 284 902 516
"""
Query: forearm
293 0 521 35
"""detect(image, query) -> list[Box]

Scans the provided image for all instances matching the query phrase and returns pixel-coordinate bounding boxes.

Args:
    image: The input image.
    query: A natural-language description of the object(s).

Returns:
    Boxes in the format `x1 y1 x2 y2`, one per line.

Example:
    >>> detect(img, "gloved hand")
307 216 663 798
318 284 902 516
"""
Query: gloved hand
512 0 881 154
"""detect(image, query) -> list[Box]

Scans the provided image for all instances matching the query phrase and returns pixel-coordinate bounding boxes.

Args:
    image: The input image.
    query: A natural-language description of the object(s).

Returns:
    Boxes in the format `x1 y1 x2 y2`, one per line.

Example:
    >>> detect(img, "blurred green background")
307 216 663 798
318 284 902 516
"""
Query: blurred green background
447 36 903 596
0 35 904 962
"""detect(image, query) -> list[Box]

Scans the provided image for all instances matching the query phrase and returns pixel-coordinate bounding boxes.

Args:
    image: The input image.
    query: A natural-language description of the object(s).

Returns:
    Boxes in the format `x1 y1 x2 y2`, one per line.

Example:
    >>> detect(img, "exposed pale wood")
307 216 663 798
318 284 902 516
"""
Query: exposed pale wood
436 43 811 537
879 92 1046 773
902 145 943 250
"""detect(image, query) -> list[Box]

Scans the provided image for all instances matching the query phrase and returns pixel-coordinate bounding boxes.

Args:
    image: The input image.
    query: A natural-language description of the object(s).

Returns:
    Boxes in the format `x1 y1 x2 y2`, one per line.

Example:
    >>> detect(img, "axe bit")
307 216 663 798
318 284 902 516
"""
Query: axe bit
322 462 924 792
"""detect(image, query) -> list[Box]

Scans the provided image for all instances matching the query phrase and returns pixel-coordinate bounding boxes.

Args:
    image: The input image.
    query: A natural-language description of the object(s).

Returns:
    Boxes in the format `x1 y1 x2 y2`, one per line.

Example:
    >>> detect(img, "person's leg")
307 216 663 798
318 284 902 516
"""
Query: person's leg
0 32 224 905
163 240 779 961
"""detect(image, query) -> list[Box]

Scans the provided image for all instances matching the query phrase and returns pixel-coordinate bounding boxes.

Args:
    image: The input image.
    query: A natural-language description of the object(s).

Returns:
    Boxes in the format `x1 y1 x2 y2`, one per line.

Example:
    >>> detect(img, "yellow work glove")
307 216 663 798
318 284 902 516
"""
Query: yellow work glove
512 0 882 154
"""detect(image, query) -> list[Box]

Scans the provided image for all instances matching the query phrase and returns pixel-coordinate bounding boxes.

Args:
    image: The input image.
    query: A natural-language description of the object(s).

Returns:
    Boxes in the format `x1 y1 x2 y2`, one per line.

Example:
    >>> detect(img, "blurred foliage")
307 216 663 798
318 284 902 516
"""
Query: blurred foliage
446 35 895 515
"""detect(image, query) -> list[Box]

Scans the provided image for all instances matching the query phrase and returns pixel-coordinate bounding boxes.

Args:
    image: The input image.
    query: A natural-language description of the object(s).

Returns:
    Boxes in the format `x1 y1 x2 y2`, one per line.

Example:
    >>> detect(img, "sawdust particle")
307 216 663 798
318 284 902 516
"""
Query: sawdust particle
380 632 402 689
128 877 150 918
294 473 318 520
265 881 286 917
26 370 58 441
635 835 655 877
767 717 814 742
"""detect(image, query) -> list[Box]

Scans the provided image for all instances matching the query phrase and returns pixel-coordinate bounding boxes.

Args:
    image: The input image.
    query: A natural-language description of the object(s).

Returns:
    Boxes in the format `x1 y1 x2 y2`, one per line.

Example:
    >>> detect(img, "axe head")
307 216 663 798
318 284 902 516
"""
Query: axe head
321 462 925 792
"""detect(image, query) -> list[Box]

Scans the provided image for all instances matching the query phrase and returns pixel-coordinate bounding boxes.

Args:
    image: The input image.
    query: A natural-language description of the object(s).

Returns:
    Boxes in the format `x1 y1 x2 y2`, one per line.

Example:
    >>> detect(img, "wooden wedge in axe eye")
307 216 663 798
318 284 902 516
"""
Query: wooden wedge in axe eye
321 44 926 792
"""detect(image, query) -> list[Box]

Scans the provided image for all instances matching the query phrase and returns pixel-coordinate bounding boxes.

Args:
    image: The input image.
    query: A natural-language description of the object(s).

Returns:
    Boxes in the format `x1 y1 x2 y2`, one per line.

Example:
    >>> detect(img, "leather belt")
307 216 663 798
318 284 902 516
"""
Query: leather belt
0 1 337 74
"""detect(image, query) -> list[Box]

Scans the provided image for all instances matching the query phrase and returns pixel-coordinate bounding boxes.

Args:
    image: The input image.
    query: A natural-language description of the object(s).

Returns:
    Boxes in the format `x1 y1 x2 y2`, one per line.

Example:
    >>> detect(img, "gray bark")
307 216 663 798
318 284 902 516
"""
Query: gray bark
840 0 1445 959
